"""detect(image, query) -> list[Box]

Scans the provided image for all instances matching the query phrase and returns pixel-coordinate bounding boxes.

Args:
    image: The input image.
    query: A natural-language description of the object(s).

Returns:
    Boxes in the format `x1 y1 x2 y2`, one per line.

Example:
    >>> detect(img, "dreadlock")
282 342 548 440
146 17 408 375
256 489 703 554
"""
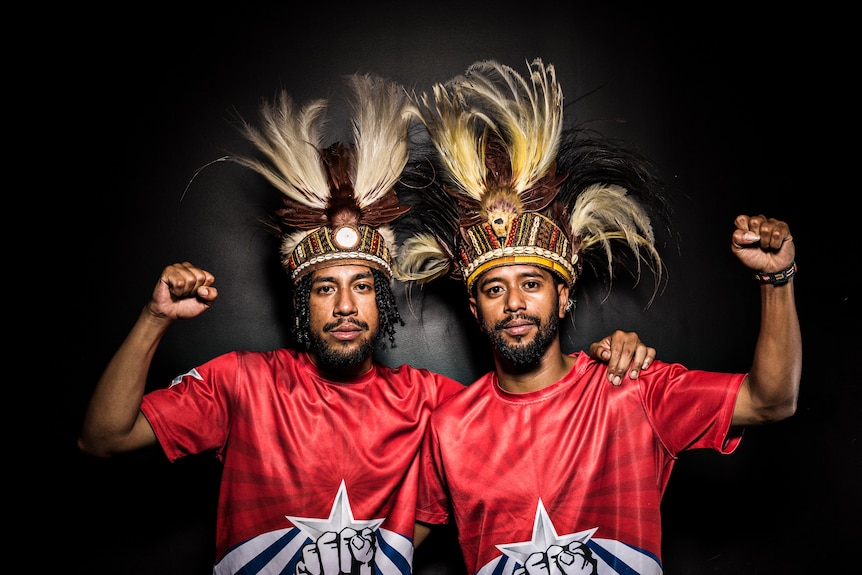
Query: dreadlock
292 275 313 349
373 269 405 348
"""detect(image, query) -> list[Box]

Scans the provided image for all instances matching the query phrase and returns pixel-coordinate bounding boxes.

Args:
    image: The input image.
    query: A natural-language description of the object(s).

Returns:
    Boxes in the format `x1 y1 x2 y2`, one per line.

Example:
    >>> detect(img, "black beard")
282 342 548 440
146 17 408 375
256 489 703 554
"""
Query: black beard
308 320 380 370
484 310 560 367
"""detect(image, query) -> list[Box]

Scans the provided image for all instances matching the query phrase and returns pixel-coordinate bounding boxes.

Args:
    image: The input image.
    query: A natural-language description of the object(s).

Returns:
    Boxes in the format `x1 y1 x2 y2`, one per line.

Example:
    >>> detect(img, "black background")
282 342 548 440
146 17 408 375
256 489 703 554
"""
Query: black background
46 3 856 574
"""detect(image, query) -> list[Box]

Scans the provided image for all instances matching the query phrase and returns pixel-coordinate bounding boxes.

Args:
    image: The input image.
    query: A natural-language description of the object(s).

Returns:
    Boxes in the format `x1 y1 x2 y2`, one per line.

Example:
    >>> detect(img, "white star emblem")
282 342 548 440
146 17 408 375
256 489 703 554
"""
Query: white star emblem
286 480 385 540
496 499 597 564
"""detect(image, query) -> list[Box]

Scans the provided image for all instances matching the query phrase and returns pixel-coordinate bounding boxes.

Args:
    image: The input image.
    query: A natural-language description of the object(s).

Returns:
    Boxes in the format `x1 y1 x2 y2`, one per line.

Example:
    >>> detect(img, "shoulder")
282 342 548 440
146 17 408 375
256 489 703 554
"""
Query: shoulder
201 348 302 379
432 372 493 410
381 363 467 398
384 362 461 384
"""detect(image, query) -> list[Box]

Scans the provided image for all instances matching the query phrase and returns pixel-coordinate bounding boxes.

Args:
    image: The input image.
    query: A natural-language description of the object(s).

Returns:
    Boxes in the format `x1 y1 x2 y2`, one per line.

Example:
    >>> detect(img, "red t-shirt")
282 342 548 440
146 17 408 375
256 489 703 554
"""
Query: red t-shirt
141 348 464 575
417 352 744 575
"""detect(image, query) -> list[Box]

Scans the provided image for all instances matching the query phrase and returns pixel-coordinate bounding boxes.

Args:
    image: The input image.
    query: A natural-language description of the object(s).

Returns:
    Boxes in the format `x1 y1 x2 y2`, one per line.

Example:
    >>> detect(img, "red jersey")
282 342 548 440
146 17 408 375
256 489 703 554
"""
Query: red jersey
141 348 464 575
417 352 744 575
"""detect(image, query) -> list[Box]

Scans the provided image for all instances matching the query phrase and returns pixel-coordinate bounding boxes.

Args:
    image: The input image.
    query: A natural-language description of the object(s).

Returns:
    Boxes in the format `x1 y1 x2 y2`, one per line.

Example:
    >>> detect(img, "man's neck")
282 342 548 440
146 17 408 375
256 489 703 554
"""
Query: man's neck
305 350 374 381
494 341 574 394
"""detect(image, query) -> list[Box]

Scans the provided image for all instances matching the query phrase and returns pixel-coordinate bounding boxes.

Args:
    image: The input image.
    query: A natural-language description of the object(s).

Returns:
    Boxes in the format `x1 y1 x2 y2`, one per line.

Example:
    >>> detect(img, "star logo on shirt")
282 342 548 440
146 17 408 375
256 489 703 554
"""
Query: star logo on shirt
286 480 385 540
496 499 597 565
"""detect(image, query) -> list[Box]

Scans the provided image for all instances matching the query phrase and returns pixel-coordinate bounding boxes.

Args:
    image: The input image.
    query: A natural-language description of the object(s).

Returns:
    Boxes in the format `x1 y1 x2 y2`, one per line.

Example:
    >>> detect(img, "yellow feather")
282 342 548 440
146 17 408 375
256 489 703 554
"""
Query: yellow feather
392 234 453 282
408 58 563 207
454 59 563 194
408 84 488 201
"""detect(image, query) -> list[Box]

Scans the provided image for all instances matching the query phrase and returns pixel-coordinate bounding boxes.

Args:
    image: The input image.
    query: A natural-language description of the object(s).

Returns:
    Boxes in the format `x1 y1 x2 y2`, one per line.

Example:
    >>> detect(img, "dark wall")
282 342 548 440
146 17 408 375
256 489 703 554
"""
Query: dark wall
54 4 855 574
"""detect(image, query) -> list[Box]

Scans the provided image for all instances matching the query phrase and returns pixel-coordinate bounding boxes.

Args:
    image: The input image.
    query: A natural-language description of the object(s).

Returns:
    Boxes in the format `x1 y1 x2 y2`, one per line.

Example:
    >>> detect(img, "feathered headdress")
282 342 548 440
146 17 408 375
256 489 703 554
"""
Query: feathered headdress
233 73 412 283
396 58 667 301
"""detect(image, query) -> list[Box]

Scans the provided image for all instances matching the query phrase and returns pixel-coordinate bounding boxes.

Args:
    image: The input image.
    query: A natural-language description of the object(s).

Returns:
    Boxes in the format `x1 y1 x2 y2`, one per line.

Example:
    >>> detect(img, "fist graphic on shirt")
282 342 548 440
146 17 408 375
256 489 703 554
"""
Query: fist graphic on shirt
513 542 597 575
296 527 377 575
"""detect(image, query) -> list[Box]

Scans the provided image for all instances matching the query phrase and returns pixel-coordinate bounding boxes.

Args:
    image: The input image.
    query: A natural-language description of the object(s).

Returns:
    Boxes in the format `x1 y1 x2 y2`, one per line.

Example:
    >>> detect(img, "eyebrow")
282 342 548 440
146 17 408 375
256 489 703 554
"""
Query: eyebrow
311 270 374 285
480 267 546 287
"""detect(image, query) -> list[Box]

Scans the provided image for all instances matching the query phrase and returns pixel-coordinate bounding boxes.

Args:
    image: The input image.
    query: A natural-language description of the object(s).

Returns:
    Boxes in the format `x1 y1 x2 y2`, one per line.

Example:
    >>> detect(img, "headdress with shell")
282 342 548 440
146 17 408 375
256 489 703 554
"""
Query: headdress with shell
234 74 412 284
395 58 668 302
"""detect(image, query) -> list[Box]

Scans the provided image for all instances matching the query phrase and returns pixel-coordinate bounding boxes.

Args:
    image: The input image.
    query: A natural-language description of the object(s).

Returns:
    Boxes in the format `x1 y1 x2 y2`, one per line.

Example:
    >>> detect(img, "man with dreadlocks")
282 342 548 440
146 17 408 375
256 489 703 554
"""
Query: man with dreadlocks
77 73 653 575
402 59 802 575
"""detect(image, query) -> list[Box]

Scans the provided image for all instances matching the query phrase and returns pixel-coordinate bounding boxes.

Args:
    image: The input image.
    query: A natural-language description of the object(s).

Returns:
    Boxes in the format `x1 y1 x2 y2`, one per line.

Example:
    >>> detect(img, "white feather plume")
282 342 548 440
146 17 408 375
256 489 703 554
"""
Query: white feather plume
237 93 330 209
569 183 663 299
349 74 411 208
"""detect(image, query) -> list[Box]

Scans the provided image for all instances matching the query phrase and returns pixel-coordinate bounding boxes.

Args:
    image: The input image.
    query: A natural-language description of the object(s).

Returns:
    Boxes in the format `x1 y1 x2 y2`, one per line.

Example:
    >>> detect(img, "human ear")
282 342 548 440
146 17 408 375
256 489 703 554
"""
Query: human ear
468 297 482 328
558 284 570 318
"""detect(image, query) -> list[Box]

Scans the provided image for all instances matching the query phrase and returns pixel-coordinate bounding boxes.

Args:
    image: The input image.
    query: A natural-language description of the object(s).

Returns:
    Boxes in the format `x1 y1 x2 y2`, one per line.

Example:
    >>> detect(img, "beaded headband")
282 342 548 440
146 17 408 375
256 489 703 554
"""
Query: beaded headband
461 212 575 291
287 223 392 281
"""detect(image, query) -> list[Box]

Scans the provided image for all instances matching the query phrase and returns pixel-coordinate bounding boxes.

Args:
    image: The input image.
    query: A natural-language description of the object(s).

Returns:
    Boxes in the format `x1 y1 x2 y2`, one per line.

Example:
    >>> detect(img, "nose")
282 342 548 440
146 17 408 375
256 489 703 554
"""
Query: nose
504 288 526 313
334 290 358 316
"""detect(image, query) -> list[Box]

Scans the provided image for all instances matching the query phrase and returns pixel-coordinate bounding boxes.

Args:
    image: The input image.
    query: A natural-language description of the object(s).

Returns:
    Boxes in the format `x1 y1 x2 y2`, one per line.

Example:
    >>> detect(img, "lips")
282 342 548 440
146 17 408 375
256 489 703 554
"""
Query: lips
502 319 534 336
326 321 364 341
330 329 361 341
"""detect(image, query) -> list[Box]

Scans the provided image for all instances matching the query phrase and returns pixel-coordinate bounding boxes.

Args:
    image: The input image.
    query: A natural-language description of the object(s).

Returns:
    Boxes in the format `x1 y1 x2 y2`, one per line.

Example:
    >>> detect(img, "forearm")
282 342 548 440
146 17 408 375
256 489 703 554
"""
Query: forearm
413 522 433 548
78 306 172 456
734 280 802 426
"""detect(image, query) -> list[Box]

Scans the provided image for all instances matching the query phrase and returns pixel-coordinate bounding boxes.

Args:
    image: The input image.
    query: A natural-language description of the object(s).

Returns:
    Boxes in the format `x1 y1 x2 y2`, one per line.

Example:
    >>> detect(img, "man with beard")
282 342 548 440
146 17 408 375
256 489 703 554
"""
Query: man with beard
77 74 653 575
404 59 802 575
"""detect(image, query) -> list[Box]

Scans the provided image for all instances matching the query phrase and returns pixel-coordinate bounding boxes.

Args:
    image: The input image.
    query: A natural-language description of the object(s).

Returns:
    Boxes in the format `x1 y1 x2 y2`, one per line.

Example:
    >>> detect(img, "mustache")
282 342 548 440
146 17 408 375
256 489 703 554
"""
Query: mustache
494 314 541 331
323 318 369 332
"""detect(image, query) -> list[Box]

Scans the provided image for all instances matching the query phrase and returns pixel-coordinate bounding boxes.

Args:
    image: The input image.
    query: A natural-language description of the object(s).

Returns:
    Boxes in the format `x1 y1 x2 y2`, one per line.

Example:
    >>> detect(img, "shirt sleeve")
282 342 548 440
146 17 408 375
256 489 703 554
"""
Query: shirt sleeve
416 413 452 525
640 360 746 456
141 352 239 461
